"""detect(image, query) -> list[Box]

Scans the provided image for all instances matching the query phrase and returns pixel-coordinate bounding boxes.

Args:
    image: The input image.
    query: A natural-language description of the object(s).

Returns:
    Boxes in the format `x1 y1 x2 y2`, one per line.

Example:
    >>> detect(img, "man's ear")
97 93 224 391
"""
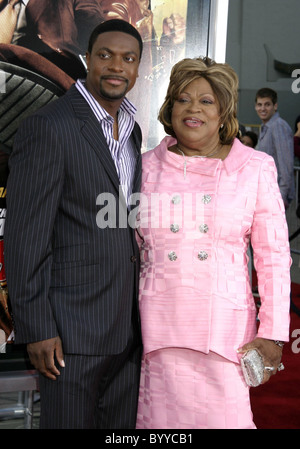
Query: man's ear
85 51 90 72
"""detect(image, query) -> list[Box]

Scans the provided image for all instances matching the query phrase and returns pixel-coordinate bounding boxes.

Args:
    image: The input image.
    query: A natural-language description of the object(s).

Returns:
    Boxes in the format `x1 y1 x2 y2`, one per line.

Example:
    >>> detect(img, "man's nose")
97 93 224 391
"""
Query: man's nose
108 56 124 72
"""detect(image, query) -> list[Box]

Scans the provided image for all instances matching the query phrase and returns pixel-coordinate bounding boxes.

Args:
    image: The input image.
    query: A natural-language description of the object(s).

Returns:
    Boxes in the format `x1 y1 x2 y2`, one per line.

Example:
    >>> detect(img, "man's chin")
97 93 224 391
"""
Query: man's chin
105 91 127 101
100 84 128 101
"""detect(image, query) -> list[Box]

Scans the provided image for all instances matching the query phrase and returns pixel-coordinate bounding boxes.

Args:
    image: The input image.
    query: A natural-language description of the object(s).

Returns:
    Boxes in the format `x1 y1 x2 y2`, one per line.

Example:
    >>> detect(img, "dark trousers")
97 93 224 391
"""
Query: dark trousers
38 327 142 429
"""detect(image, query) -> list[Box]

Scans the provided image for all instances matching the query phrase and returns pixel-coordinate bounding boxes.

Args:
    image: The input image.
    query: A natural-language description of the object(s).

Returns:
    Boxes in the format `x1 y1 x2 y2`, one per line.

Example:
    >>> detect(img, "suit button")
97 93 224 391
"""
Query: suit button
130 255 137 263
199 224 209 233
171 195 181 205
168 251 177 261
198 251 208 261
170 223 180 233
202 194 212 204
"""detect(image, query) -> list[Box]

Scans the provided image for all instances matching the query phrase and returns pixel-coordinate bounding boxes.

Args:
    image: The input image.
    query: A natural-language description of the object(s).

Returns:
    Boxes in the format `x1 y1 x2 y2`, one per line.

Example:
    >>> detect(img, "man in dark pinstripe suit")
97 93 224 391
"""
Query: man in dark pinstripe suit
4 20 143 429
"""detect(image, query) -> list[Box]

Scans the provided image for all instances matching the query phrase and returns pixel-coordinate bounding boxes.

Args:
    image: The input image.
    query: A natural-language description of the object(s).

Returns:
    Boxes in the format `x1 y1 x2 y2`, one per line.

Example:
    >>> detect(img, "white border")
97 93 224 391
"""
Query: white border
208 0 229 62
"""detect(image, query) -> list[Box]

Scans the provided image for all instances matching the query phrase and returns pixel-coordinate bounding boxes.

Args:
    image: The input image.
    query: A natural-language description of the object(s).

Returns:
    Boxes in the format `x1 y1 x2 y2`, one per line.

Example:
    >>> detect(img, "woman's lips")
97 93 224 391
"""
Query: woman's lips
183 117 203 128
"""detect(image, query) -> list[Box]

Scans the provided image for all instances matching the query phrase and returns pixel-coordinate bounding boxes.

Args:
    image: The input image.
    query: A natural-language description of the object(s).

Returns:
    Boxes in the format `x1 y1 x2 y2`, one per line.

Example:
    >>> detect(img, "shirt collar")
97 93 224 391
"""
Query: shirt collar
261 111 280 129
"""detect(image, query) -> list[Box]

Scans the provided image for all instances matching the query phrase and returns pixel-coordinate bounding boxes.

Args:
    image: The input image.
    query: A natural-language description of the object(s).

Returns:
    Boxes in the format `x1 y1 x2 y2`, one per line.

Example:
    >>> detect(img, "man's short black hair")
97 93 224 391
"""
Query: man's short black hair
88 19 143 59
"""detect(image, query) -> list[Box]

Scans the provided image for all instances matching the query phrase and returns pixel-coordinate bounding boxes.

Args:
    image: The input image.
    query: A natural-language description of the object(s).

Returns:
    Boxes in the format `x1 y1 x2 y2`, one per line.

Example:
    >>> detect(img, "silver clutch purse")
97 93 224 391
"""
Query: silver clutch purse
240 349 264 387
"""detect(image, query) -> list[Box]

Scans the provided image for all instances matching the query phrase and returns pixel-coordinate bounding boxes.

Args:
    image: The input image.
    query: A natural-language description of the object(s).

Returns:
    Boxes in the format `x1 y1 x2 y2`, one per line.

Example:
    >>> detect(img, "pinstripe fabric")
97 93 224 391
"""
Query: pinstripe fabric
4 85 142 427
5 84 142 354
39 326 142 429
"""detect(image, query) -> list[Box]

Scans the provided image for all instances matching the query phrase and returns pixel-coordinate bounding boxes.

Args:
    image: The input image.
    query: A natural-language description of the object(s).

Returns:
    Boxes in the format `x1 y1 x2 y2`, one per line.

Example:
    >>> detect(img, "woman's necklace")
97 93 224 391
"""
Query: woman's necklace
175 142 223 179
176 142 222 159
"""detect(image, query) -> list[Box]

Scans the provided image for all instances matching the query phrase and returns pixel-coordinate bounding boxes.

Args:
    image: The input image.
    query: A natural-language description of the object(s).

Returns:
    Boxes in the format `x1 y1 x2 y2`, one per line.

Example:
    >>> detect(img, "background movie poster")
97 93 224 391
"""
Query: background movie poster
0 0 211 152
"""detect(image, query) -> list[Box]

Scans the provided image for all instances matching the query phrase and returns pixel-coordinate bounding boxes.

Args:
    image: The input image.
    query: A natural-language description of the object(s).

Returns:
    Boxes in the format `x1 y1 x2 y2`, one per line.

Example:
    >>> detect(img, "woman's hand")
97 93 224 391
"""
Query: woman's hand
238 337 284 384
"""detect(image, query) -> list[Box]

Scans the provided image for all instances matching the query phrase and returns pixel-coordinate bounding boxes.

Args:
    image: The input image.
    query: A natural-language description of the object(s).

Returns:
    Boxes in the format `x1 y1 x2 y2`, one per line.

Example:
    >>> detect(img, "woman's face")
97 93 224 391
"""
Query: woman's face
171 77 221 151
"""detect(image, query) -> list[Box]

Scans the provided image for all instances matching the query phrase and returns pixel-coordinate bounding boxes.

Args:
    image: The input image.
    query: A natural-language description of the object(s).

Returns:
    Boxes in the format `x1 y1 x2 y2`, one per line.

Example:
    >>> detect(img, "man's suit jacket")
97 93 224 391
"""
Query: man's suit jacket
4 84 142 356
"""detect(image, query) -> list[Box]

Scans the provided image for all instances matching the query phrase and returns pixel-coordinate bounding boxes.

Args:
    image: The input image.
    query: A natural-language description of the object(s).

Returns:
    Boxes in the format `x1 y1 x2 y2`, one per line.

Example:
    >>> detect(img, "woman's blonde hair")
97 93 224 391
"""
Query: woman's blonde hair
158 57 239 145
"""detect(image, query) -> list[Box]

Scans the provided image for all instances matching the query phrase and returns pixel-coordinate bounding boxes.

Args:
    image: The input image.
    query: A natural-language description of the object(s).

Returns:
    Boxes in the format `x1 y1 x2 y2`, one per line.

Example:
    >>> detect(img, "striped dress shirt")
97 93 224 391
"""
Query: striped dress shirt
75 79 137 205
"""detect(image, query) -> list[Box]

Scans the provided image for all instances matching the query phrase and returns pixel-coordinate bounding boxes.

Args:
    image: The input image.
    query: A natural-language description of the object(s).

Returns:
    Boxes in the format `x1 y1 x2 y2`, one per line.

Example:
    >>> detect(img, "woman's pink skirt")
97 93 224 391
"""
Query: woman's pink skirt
136 348 256 429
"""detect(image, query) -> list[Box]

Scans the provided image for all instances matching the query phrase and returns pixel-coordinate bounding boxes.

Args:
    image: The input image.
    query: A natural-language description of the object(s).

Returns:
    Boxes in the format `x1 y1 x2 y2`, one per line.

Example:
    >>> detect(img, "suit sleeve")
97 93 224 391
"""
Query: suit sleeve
251 156 291 342
4 115 64 344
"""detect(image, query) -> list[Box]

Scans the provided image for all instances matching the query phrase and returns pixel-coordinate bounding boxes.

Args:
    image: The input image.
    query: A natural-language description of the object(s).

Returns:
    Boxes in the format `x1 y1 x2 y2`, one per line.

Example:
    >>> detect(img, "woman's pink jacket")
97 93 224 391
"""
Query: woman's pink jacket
137 136 291 363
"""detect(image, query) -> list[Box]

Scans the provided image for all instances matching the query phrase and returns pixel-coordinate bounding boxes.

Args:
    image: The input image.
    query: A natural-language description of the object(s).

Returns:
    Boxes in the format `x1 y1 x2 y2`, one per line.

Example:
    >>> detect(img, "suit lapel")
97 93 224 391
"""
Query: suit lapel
67 86 142 197
131 124 142 195
67 86 121 191
80 119 121 190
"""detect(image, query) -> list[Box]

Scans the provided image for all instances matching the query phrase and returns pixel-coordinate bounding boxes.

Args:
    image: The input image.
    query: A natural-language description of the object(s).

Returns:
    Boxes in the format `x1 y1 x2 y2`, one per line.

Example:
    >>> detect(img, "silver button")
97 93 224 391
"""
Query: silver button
170 224 180 233
199 224 209 233
198 251 208 261
202 194 212 204
168 251 178 261
171 195 181 205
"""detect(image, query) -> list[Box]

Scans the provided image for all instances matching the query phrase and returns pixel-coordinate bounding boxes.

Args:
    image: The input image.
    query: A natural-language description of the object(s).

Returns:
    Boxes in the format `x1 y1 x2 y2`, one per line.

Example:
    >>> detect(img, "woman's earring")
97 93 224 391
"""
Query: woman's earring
220 124 224 129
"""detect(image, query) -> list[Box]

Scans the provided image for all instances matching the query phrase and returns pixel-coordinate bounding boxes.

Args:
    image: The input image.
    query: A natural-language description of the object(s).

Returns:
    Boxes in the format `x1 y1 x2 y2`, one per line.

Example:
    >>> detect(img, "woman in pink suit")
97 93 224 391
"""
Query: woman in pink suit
135 57 291 429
